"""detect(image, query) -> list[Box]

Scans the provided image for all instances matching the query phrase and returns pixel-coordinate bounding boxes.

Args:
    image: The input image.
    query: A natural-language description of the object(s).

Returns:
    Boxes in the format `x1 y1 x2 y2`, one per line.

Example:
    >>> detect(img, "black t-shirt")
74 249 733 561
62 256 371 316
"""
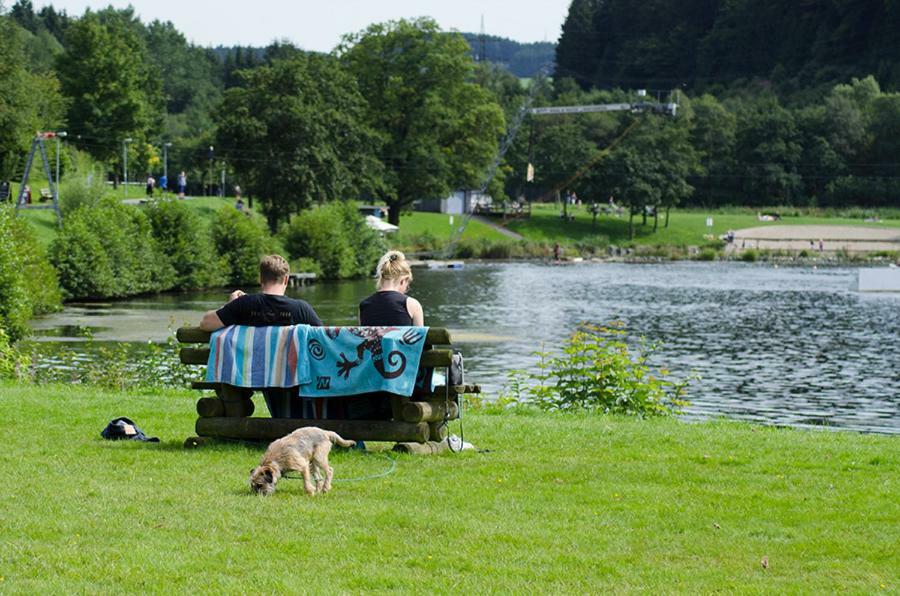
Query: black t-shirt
216 293 323 327
359 290 412 326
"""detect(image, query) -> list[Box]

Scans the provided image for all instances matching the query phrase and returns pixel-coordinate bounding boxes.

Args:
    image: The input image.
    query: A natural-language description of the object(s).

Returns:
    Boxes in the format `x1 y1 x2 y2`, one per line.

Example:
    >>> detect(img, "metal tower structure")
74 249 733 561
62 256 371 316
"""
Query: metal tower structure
16 132 62 222
442 90 678 257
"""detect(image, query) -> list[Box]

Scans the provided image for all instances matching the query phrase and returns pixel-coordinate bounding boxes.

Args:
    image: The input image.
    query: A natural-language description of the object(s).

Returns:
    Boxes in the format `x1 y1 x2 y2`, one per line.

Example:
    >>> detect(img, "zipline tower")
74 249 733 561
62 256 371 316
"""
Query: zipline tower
16 132 63 222
442 90 678 256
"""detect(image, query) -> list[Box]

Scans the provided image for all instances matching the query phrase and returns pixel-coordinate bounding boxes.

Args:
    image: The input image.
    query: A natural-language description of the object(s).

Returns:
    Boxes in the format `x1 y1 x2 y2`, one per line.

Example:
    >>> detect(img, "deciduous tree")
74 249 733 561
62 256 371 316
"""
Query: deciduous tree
339 18 505 226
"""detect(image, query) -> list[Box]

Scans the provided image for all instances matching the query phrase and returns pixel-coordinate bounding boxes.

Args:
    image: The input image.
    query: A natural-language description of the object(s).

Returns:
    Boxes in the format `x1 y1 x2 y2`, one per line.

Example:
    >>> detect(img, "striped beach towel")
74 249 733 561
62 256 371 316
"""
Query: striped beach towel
205 325 310 388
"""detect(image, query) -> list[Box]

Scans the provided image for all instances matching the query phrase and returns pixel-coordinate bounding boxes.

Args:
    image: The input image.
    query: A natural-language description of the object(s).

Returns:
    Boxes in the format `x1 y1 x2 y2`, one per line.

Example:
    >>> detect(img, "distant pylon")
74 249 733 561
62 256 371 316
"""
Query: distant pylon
479 15 486 62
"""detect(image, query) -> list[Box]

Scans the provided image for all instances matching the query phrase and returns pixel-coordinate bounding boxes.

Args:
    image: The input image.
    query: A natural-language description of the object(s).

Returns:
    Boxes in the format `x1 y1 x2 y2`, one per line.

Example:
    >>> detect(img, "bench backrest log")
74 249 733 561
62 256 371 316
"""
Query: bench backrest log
175 326 454 368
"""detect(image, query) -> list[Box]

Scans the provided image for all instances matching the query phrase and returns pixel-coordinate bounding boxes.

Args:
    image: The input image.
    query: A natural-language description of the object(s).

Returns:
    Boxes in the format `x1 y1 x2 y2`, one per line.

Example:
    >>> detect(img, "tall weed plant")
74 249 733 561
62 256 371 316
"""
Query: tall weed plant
505 322 691 416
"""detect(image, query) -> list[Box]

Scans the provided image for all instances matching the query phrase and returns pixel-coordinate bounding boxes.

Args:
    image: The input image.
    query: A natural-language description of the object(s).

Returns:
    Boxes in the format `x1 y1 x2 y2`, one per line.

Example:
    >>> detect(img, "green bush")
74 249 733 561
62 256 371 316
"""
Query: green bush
696 248 718 261
740 249 759 262
290 257 322 277
50 198 175 300
574 235 610 256
145 199 226 290
282 202 385 280
516 322 690 416
59 174 111 216
212 207 275 286
0 327 30 379
0 206 62 341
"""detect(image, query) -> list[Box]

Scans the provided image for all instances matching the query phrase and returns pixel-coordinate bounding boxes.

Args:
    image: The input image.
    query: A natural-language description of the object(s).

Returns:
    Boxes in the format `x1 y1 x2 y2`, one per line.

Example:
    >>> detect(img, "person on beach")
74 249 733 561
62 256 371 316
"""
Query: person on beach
199 254 323 418
358 250 424 326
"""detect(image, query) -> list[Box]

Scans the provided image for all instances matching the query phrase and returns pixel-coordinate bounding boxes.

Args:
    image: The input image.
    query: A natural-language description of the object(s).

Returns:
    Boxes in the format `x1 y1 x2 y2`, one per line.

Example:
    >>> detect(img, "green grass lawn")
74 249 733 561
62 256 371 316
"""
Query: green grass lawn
507 204 900 247
1 382 896 592
393 211 510 244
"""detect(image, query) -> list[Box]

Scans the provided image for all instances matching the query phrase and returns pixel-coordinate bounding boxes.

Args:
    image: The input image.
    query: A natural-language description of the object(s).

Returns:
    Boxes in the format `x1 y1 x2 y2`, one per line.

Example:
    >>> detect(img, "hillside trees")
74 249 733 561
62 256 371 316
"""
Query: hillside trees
214 52 383 232
55 10 163 169
0 13 67 179
339 18 505 225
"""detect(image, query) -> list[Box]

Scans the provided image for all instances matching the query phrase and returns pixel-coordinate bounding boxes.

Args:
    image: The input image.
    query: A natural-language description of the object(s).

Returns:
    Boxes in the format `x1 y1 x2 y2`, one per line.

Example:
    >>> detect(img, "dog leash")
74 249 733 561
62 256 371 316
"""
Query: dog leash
282 451 397 483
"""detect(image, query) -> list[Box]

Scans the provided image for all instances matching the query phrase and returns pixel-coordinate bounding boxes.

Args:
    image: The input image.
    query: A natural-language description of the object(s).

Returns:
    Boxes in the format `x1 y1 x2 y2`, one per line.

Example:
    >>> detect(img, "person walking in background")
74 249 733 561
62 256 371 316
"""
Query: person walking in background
146 175 155 198
177 171 187 199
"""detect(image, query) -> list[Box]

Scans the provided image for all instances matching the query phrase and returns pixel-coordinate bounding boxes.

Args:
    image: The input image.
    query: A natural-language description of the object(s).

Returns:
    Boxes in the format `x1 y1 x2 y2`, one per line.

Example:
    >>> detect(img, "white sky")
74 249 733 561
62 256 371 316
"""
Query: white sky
31 0 571 50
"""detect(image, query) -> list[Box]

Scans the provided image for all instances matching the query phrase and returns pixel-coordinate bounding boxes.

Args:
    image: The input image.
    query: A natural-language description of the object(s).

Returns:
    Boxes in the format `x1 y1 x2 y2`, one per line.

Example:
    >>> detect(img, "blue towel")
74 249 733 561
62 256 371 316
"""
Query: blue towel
205 325 429 397
303 326 429 397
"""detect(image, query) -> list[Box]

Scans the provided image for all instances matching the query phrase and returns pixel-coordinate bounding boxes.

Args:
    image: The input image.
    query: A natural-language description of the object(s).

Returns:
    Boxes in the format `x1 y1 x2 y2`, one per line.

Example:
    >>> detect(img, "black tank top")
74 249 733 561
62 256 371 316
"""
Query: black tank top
359 291 412 326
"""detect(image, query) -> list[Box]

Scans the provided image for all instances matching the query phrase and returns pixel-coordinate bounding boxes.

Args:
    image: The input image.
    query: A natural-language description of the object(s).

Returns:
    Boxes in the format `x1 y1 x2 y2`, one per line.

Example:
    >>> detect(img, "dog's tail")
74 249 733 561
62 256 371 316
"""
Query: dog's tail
327 431 356 449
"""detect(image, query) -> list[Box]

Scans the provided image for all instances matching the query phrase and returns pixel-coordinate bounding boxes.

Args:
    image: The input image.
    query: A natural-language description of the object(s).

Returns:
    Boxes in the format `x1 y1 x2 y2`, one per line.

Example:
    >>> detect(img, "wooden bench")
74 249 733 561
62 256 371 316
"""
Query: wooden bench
175 326 480 448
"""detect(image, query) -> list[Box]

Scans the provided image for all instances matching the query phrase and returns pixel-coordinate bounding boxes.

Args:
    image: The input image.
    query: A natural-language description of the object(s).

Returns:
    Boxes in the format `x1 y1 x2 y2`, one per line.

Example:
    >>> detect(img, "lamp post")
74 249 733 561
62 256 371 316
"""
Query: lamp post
123 138 133 199
208 146 214 197
163 142 172 192
55 131 67 204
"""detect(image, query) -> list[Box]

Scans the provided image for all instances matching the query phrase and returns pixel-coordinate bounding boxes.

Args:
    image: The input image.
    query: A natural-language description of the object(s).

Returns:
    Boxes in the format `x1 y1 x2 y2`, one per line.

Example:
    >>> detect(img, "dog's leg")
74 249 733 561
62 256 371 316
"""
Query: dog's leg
313 446 334 493
311 460 325 494
299 462 315 496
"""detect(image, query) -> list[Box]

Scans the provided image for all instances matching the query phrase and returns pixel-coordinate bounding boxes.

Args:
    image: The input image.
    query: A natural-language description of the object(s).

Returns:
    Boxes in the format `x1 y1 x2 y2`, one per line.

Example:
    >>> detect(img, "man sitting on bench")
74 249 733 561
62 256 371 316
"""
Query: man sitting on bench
199 254 323 418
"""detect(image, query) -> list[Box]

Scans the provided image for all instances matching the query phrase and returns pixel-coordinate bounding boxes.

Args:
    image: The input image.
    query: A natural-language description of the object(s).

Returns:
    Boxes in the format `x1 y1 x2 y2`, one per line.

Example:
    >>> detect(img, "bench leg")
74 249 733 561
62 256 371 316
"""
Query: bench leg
217 385 255 417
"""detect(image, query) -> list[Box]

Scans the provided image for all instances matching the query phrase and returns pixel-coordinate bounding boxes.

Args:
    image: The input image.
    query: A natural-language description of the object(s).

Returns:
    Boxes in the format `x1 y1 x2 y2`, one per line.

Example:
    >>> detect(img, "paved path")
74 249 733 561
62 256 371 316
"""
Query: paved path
471 215 524 240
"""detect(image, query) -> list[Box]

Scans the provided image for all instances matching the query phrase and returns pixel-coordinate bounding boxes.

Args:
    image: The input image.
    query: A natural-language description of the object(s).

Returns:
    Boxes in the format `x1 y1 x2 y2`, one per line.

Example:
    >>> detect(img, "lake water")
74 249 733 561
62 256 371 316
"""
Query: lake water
28 262 900 434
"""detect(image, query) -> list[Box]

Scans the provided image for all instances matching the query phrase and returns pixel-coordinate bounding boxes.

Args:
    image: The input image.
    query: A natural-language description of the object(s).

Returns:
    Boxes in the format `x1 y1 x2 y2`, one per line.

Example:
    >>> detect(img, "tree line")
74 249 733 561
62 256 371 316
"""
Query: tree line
0 3 509 230
2 0 899 241
556 0 900 95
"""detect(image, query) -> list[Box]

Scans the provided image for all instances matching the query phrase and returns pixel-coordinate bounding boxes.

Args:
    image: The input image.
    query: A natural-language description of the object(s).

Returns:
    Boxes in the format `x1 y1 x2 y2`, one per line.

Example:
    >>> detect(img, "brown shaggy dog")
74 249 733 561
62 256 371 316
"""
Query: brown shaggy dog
249 427 355 496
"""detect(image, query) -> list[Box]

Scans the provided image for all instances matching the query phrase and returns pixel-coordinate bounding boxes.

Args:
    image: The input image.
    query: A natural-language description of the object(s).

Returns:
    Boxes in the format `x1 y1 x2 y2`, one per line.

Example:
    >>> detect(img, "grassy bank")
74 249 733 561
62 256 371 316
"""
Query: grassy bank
0 383 896 592
507 204 900 248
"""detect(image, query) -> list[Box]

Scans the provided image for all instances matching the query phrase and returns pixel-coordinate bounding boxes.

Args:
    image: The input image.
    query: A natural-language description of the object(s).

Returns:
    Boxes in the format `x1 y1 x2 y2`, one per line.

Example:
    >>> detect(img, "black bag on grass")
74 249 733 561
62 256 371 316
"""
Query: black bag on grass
101 417 159 442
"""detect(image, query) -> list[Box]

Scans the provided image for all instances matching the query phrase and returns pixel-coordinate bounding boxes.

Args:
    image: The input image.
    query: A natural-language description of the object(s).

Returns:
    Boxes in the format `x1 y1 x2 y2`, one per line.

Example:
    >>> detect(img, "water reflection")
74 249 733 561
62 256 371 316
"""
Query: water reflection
27 262 900 433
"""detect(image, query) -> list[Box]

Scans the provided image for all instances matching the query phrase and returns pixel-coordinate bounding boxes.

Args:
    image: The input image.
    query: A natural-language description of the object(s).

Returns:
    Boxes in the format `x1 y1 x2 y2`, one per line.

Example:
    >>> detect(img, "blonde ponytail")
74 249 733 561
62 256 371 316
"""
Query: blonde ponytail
375 250 412 289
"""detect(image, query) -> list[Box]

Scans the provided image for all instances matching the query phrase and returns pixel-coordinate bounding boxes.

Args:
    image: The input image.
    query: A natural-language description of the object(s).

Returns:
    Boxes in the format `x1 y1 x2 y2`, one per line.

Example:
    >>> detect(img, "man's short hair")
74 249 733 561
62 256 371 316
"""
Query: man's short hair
259 255 290 284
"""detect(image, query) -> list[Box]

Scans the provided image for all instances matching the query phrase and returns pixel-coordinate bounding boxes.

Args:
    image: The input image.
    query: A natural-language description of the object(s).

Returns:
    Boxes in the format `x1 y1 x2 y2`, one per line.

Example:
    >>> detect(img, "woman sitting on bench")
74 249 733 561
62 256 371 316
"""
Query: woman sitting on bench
358 250 424 327
341 251 425 420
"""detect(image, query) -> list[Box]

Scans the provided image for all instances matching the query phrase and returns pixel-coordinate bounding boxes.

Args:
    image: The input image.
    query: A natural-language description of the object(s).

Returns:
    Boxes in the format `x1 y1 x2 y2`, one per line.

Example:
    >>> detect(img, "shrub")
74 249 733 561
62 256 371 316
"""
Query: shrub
740 249 758 262
521 322 691 416
0 206 62 341
212 207 275 286
145 199 226 290
696 248 718 261
50 198 175 300
290 257 322 277
0 327 30 379
59 174 111 216
282 202 385 279
574 235 610 256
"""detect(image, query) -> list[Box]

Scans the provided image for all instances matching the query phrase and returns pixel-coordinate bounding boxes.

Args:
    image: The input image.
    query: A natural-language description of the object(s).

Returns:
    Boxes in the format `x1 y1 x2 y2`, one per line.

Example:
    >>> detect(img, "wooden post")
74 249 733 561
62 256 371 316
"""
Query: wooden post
393 440 452 455
219 385 255 417
196 397 225 418
428 421 449 442
401 400 459 423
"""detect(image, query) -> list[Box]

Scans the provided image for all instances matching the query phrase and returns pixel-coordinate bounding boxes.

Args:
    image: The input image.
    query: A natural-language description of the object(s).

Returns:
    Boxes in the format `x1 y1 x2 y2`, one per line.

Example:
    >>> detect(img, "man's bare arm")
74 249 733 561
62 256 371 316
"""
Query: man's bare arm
199 310 225 332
